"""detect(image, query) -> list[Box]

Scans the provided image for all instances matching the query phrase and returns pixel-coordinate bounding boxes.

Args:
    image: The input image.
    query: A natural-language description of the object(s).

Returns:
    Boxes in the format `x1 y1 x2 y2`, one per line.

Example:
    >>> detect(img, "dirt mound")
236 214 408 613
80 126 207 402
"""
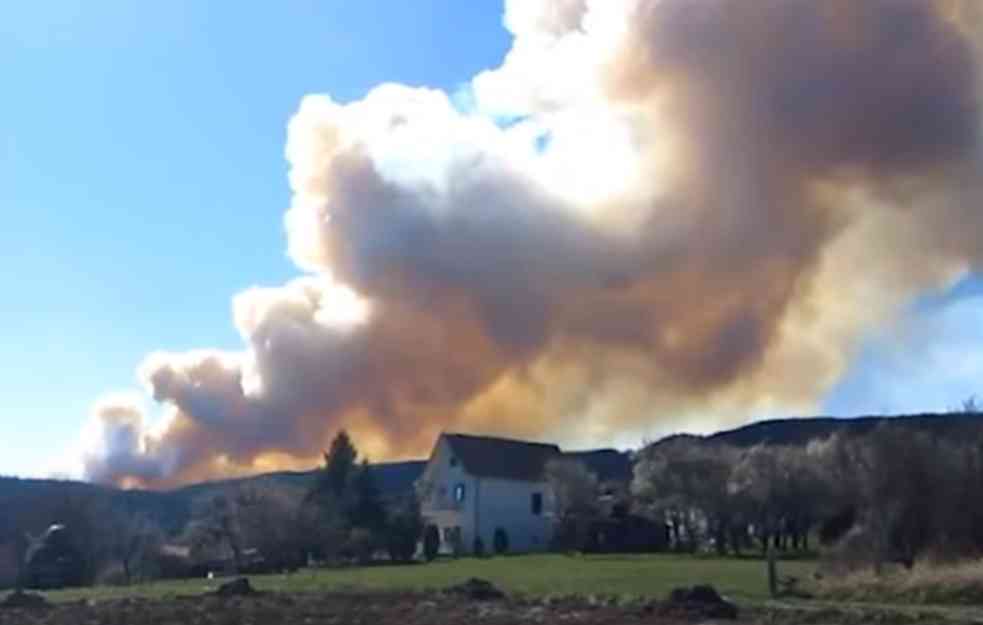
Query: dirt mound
445 578 506 601
0 590 51 610
662 584 738 620
213 577 258 598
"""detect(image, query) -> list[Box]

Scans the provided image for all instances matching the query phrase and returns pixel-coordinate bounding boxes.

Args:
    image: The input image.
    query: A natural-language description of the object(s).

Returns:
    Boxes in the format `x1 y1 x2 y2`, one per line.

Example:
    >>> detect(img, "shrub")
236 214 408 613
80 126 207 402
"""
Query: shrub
94 563 129 587
493 528 509 555
550 518 591 553
451 531 464 559
387 504 423 563
154 550 191 580
344 528 375 565
423 525 440 562
387 524 420 563
473 536 486 558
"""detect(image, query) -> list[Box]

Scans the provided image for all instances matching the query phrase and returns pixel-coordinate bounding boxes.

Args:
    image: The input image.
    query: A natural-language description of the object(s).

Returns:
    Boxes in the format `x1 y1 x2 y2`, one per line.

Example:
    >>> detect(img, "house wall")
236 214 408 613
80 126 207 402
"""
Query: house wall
472 477 554 553
419 436 555 554
419 438 476 554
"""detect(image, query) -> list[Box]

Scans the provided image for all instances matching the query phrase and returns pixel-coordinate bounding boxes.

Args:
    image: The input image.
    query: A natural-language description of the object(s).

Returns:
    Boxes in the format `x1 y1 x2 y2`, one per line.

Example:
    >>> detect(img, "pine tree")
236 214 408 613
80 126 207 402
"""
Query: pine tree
348 460 387 533
312 430 358 502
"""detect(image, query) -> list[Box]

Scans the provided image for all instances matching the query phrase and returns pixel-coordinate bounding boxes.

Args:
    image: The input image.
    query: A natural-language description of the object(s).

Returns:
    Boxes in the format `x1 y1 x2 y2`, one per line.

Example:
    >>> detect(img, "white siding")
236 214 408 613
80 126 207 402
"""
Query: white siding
419 437 476 554
419 435 556 554
472 477 554 553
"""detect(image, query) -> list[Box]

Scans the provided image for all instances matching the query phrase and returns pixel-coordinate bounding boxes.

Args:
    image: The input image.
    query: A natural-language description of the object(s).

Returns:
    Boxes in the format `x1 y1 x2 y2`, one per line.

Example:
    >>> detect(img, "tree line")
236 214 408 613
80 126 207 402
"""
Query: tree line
7 416 983 589
632 417 983 570
1 430 424 589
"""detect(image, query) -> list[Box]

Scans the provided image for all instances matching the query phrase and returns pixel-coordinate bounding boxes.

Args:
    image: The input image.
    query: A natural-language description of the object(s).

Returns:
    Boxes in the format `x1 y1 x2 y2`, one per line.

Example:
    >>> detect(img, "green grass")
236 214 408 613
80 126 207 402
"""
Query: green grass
38 554 815 604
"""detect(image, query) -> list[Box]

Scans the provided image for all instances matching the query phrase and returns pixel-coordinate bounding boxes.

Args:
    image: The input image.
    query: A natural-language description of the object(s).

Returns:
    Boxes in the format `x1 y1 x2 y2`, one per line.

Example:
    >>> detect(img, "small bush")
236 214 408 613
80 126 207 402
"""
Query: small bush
493 528 509 555
95 563 129 587
387 511 423 563
551 518 591 553
473 536 486 558
344 528 375 565
423 525 440 562
451 532 464 559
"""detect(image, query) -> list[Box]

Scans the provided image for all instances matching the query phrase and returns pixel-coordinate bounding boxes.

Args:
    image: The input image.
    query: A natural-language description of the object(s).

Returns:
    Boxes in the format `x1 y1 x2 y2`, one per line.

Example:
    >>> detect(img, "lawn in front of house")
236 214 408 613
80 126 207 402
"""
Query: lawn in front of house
42 554 815 604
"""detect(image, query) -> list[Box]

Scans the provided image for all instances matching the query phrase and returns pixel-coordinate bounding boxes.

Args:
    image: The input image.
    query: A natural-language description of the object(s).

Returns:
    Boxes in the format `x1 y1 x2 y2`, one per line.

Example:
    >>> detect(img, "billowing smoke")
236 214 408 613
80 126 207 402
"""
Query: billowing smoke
82 0 983 488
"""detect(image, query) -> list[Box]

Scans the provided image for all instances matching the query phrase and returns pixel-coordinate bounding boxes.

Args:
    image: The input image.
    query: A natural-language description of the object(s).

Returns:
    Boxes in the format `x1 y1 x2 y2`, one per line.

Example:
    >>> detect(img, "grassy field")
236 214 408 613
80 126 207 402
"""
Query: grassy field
41 554 815 604
816 560 983 606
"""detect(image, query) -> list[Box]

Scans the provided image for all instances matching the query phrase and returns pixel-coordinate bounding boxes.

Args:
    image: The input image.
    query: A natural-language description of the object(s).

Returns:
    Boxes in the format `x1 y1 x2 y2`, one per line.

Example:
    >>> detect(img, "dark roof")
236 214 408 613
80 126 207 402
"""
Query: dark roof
562 449 632 483
443 433 561 482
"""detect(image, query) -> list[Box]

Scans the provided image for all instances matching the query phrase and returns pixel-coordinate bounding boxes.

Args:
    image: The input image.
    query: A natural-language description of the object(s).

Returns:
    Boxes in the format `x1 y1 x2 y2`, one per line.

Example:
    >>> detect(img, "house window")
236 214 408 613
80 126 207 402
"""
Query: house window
454 483 466 503
531 492 543 516
450 456 458 467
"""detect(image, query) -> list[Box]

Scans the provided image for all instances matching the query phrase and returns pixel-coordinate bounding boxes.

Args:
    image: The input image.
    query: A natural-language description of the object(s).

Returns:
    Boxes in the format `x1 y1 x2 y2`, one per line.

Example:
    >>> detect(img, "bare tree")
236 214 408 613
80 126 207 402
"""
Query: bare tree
729 444 833 554
961 395 981 414
545 458 600 552
106 513 163 584
235 484 307 570
812 426 962 571
546 458 599 521
185 492 243 573
633 438 737 553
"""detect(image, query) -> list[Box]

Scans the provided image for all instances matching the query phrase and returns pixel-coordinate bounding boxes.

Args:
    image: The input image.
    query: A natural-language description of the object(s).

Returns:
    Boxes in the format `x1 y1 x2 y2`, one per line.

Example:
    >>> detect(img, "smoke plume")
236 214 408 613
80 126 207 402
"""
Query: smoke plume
82 0 983 488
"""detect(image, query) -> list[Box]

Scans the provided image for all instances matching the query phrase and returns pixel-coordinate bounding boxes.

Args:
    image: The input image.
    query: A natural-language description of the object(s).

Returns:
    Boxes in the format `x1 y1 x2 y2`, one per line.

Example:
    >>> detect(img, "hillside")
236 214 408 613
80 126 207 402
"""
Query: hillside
706 412 983 447
4 412 981 536
0 449 631 536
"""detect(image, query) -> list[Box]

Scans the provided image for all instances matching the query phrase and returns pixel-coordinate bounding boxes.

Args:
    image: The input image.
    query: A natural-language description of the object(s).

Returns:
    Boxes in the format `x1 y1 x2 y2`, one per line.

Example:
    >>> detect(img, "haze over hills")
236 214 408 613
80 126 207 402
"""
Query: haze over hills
6 412 983 537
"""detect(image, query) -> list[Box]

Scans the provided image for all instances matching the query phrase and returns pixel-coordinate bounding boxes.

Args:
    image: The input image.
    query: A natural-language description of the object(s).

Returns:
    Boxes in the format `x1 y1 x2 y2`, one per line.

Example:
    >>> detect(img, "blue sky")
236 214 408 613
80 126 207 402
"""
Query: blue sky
822 278 983 418
2 1 982 479
0 1 508 477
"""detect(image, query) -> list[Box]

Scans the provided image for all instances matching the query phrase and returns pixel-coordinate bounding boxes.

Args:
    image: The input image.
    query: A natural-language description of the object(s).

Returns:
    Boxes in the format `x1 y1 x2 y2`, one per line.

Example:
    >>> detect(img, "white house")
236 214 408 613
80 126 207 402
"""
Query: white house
419 433 559 554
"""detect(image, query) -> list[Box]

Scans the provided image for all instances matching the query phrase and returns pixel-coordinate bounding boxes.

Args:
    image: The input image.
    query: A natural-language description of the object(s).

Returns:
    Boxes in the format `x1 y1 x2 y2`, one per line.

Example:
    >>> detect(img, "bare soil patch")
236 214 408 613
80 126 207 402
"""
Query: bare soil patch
0 590 702 625
0 586 975 625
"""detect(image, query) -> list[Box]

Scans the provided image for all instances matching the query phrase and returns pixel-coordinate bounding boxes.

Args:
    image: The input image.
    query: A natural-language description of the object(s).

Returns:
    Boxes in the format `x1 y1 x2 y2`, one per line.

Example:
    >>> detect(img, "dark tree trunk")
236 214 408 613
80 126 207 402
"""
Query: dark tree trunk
767 546 778 598
714 521 727 555
730 526 742 556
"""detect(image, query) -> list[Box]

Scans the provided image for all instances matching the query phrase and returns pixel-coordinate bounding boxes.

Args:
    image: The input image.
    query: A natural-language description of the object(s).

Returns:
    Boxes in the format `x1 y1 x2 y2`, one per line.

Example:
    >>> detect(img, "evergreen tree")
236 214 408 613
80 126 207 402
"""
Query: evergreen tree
311 430 358 502
348 460 387 533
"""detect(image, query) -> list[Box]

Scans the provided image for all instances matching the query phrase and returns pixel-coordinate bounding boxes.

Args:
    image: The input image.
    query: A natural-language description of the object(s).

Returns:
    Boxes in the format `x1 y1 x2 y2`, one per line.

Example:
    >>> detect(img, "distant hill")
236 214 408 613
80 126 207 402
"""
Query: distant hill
173 460 426 504
0 476 194 537
169 449 633 507
704 412 983 448
4 412 980 536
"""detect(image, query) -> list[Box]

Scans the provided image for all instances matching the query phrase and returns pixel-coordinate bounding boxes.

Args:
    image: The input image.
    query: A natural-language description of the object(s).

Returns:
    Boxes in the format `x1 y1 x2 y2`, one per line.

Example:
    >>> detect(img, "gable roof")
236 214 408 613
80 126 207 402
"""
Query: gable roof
442 433 561 482
563 449 633 483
